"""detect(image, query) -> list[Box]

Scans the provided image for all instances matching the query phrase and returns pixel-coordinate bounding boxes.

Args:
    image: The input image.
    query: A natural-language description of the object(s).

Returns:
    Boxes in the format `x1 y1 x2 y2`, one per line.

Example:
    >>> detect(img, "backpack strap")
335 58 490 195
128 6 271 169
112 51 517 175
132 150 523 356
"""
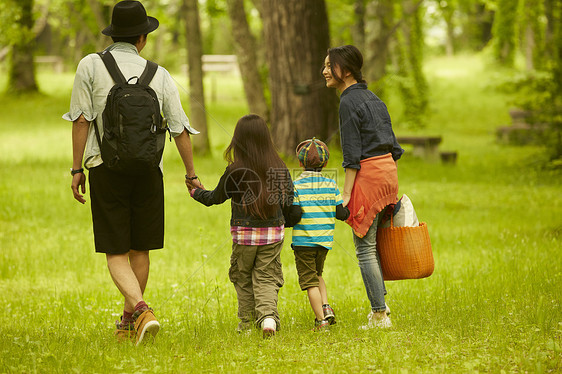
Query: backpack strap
97 51 127 84
138 60 158 86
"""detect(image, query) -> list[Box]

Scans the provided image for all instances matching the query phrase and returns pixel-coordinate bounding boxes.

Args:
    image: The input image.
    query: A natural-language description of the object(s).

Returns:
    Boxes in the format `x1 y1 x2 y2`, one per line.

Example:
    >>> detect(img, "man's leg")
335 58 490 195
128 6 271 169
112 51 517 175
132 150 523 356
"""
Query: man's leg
129 250 150 295
106 252 144 311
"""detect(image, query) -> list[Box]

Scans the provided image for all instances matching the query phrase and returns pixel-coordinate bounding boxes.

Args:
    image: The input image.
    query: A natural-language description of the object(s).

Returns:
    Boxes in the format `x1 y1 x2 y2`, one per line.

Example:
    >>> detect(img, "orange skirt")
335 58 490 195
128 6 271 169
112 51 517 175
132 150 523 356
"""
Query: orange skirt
346 153 399 238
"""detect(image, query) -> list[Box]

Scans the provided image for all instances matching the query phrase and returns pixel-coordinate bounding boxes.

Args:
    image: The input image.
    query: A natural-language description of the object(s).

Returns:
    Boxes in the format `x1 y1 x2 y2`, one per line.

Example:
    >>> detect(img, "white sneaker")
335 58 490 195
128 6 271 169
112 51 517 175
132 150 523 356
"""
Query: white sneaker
262 317 276 338
359 311 392 330
385 303 391 316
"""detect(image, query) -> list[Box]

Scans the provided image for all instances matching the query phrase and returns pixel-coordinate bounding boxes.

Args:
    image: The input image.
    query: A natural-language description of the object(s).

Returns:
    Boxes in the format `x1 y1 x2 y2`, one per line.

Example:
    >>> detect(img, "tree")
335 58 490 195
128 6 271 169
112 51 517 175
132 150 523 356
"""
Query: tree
6 0 38 93
520 0 545 71
436 0 457 56
226 0 269 120
352 0 366 50
363 0 394 86
260 0 339 156
183 0 211 155
492 0 518 66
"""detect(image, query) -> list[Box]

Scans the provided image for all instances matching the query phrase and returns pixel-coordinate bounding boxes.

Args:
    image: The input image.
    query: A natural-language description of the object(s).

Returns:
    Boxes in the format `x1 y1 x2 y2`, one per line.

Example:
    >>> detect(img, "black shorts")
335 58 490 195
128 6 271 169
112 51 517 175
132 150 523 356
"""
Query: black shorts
89 164 164 254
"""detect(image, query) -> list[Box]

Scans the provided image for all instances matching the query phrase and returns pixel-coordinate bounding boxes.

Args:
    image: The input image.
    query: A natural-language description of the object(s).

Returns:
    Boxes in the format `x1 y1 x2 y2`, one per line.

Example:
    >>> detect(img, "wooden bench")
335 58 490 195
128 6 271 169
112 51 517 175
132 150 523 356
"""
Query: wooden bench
396 136 442 160
35 55 64 73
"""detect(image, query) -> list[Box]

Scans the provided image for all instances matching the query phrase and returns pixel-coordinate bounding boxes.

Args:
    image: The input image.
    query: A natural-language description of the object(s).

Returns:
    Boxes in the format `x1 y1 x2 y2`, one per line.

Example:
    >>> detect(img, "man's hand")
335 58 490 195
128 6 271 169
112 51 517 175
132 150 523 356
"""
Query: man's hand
71 173 86 204
185 175 204 191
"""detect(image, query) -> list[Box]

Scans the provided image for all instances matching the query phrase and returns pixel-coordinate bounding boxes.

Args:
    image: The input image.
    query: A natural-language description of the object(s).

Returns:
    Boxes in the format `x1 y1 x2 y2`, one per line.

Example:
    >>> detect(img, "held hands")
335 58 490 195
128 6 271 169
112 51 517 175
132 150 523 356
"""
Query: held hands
71 173 86 204
185 174 204 193
342 192 351 207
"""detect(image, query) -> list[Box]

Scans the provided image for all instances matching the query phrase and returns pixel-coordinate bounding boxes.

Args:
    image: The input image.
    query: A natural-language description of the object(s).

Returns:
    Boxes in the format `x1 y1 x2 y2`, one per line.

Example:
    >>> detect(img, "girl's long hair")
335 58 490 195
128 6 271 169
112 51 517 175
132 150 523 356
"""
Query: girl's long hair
224 114 287 219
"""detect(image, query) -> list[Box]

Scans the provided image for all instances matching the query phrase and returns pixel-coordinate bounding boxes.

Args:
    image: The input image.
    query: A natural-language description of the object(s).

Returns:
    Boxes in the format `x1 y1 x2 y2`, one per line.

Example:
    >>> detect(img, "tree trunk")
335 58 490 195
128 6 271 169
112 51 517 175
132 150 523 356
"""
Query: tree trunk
183 0 211 155
492 0 518 66
226 0 269 121
352 0 366 51
364 0 394 86
85 0 111 51
8 0 38 94
261 0 338 156
395 0 428 128
439 1 456 56
544 0 555 59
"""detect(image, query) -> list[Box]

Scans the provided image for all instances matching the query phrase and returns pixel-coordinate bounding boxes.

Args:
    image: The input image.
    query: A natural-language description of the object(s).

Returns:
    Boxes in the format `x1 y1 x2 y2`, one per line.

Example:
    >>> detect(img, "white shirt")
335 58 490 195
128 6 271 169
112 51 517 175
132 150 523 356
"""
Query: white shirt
63 42 198 169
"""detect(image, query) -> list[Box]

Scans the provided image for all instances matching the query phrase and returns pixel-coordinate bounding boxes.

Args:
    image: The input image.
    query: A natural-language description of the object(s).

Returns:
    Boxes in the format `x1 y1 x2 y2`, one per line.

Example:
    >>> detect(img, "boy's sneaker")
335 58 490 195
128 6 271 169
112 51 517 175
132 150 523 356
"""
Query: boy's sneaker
359 311 392 330
322 304 336 325
133 308 160 346
262 317 276 338
114 317 136 342
314 318 330 332
385 304 391 316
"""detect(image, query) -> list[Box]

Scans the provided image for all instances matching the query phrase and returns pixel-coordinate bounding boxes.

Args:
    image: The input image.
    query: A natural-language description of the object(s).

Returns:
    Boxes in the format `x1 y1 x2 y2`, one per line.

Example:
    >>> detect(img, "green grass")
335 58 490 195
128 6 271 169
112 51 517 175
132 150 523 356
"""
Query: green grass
1 54 561 373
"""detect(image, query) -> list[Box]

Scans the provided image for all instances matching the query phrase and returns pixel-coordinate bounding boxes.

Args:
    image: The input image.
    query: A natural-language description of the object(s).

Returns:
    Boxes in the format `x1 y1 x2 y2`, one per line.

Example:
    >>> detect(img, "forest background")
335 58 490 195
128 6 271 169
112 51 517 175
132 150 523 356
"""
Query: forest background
0 0 561 373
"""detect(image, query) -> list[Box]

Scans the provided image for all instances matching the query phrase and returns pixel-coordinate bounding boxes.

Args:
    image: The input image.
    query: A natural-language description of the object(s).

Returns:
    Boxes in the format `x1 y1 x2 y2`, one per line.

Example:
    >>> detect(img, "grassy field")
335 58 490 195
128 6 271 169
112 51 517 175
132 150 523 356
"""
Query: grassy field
0 54 561 373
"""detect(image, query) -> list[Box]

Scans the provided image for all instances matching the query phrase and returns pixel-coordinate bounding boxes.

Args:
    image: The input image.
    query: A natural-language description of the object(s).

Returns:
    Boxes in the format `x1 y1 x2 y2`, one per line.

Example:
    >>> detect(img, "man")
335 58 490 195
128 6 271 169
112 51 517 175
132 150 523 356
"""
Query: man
63 0 203 345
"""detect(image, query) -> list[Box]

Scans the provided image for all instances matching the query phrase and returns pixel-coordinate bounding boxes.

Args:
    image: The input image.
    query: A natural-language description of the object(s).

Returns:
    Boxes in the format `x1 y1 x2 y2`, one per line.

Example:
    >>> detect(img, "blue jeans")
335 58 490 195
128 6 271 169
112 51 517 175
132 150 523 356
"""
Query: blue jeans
353 213 387 312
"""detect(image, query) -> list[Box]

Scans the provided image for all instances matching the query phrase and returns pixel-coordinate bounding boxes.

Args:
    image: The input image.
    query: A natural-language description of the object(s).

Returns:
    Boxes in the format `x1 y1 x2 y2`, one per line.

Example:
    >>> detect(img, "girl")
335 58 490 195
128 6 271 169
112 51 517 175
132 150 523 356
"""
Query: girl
188 114 297 337
322 45 404 329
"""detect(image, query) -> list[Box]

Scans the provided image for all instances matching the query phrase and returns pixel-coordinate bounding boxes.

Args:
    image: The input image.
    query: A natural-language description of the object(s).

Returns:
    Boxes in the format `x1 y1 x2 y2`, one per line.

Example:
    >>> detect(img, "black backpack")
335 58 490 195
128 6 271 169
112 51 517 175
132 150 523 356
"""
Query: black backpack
94 51 168 174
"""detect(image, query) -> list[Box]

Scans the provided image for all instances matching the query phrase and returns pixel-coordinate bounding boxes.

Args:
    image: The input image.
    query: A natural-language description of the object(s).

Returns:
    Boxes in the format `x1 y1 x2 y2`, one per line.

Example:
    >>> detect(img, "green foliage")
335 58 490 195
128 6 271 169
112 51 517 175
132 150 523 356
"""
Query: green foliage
0 0 25 46
325 0 355 46
520 0 546 70
1 54 561 372
492 0 519 66
490 0 562 162
392 1 429 129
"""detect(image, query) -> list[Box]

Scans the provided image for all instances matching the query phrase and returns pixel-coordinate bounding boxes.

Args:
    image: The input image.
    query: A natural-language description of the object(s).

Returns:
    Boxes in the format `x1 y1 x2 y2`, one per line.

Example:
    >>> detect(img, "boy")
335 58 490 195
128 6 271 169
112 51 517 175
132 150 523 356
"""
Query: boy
291 138 350 331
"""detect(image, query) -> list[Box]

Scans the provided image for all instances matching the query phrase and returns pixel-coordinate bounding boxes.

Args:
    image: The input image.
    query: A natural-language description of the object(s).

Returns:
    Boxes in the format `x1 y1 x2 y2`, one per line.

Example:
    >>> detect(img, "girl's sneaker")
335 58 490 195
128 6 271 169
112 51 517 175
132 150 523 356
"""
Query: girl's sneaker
322 304 336 325
359 311 392 330
314 318 330 332
262 317 276 338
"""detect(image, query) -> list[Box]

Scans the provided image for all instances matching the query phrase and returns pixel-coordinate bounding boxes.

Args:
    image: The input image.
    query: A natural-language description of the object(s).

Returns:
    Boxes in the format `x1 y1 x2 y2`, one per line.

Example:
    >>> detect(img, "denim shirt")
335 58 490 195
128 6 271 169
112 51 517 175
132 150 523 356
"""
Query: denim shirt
62 42 198 170
339 83 404 169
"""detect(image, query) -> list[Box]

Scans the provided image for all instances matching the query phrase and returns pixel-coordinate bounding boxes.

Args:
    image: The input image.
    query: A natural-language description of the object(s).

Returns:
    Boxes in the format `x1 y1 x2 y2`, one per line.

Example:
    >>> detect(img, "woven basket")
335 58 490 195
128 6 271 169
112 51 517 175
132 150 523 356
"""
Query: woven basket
376 217 434 281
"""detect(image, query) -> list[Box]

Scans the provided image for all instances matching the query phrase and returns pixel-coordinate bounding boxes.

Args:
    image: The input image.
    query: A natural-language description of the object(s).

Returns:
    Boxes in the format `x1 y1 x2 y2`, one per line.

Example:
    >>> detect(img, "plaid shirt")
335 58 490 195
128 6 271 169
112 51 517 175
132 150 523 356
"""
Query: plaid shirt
230 225 285 246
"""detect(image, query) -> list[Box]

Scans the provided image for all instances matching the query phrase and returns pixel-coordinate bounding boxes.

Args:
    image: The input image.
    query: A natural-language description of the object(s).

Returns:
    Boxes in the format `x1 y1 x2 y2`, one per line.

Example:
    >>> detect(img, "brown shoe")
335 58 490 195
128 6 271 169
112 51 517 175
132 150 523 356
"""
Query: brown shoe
133 309 160 346
114 317 136 342
115 327 136 342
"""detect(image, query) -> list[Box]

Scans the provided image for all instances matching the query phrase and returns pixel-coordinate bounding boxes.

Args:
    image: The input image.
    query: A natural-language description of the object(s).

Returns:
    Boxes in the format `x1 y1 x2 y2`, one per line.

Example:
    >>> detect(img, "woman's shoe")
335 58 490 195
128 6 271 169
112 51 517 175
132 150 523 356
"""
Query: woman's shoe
359 311 392 330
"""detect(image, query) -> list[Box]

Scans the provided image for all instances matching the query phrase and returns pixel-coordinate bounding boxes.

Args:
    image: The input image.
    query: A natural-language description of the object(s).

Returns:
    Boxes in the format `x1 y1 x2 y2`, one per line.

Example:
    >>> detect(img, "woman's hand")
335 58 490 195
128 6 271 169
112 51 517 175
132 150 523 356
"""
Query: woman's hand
342 168 358 207
342 192 351 207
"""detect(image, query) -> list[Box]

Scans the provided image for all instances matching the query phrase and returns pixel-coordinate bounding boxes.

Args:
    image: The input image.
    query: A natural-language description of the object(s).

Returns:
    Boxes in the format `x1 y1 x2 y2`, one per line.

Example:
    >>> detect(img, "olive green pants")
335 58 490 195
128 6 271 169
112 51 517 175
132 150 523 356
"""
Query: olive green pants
229 240 284 329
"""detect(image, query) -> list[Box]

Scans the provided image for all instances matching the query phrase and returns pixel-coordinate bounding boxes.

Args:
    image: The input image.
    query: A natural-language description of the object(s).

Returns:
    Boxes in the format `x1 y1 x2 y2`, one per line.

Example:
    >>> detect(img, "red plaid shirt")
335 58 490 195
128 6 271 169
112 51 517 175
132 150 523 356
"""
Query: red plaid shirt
230 225 285 246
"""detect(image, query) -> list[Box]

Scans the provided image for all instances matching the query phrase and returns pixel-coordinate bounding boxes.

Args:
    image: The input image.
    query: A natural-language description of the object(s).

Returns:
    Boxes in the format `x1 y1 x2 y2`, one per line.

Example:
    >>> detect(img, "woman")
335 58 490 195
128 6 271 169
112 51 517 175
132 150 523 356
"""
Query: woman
323 45 404 329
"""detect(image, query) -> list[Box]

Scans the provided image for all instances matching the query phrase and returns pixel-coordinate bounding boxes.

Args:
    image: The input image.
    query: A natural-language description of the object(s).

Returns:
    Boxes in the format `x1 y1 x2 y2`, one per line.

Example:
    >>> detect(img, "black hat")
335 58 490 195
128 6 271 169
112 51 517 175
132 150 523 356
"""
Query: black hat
102 1 159 37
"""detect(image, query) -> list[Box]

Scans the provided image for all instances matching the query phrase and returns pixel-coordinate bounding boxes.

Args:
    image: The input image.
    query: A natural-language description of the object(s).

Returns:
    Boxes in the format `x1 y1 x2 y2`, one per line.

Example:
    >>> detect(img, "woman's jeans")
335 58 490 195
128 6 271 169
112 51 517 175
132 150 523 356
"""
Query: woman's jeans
353 213 387 312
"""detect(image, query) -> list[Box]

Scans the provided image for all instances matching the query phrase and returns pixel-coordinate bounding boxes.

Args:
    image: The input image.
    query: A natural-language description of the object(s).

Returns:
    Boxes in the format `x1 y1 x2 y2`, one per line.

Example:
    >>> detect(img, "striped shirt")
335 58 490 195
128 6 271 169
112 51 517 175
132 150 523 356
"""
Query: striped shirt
231 225 284 246
292 171 343 250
